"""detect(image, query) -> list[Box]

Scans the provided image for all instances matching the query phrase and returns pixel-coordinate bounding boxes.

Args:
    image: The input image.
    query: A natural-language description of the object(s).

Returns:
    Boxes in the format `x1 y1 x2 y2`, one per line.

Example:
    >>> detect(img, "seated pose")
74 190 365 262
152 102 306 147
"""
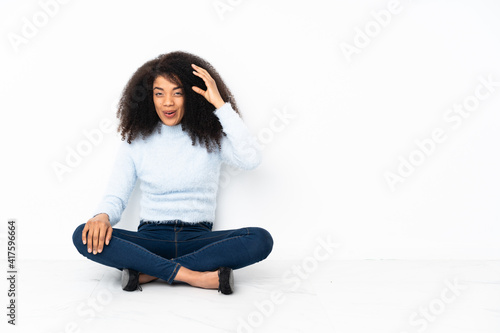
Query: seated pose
72 51 273 294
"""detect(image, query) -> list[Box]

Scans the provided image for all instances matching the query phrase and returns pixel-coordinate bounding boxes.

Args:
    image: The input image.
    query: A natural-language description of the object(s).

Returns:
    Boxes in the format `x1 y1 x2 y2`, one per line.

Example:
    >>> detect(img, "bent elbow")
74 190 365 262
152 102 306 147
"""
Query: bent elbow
237 144 262 170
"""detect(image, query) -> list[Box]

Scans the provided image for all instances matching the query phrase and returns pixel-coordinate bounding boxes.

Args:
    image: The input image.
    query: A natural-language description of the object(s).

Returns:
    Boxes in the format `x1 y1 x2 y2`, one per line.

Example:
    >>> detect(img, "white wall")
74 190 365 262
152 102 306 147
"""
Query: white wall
1 0 499 261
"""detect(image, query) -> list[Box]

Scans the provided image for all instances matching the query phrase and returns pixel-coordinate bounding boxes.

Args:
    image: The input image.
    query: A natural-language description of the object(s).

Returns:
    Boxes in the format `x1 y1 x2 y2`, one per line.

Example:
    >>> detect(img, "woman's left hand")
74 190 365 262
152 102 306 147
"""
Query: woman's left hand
191 64 225 109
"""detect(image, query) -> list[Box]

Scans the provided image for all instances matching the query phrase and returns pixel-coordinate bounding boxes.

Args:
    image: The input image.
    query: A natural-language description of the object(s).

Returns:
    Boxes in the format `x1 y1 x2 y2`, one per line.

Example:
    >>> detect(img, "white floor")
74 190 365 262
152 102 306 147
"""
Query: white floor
2 259 500 333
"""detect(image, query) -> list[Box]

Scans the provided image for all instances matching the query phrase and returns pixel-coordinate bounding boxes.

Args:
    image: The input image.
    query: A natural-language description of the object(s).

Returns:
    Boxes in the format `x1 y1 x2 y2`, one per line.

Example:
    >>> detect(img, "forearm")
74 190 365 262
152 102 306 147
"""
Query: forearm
92 141 137 226
215 103 262 169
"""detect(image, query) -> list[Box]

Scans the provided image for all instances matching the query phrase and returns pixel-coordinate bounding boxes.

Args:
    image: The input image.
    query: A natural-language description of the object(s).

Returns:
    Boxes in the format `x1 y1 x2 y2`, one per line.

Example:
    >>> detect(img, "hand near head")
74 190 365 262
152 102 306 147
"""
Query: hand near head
82 213 112 255
191 64 225 109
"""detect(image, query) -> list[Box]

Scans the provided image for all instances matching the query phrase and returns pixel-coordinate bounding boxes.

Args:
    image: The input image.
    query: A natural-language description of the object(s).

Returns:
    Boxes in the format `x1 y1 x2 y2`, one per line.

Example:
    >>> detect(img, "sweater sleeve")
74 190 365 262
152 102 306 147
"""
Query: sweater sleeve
92 140 137 226
214 103 262 170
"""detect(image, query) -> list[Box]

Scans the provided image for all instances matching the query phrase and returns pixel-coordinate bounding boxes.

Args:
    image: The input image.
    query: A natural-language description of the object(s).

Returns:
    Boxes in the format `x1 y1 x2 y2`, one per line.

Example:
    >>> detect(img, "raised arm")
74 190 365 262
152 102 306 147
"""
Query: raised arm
191 64 261 169
215 103 261 169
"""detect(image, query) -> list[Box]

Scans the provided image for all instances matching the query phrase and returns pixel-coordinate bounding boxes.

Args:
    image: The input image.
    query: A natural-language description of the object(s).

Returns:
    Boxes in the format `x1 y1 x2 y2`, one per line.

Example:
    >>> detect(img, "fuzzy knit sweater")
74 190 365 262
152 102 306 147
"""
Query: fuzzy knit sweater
93 103 261 226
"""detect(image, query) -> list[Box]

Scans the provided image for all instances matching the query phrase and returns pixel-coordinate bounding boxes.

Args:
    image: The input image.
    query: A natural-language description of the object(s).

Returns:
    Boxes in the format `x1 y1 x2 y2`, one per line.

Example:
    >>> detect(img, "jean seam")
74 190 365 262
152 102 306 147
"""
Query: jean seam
113 230 177 243
173 229 250 262
115 228 246 243
198 223 212 231
174 227 179 258
167 263 181 283
174 230 245 242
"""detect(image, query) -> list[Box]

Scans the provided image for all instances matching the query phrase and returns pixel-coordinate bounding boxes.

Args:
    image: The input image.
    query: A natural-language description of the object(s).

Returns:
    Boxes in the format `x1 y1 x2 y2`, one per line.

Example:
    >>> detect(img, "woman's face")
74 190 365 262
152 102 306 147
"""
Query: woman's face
153 75 185 126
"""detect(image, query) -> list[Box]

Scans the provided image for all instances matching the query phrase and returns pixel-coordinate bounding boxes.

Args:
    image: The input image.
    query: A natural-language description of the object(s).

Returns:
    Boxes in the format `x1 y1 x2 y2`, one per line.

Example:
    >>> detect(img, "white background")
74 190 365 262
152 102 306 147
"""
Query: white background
1 0 499 261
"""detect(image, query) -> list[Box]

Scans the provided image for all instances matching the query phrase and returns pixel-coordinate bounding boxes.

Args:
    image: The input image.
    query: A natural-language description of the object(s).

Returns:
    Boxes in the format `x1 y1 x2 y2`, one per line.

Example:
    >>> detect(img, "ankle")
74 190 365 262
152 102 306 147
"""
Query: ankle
198 271 218 289
174 267 218 289
139 273 158 284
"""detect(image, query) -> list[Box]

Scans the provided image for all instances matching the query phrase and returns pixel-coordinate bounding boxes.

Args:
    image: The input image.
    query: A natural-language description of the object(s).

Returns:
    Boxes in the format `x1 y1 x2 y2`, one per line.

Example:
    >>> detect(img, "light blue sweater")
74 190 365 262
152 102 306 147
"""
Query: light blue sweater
93 103 261 226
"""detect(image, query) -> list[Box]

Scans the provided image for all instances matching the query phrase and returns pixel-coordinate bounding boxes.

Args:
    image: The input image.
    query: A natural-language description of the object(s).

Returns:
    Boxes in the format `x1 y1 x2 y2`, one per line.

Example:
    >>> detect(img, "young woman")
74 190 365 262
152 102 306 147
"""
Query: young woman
72 51 273 294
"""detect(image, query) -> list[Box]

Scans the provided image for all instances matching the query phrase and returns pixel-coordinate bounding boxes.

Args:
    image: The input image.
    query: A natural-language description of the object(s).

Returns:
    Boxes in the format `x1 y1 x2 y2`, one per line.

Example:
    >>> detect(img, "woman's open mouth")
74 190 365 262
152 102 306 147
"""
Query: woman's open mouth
163 110 176 118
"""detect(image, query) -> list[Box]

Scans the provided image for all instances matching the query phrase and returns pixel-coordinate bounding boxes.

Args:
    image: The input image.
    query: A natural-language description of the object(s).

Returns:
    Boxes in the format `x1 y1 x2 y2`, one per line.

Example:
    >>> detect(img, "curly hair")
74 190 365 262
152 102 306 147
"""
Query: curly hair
116 51 240 152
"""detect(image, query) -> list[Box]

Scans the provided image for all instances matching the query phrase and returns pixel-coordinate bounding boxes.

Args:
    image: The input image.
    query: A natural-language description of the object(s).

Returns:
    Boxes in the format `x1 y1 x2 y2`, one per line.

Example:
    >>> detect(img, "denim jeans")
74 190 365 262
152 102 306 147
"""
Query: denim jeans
72 220 273 284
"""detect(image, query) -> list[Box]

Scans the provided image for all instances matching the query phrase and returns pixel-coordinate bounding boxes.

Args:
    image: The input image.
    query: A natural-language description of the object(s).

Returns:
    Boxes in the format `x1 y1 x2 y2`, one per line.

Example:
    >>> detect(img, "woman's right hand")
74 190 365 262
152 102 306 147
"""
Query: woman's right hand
82 213 113 255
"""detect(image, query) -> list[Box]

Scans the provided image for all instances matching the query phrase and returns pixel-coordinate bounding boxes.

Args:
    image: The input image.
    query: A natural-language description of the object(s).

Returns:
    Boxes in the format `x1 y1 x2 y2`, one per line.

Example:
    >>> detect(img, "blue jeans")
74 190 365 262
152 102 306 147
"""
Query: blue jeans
72 220 273 284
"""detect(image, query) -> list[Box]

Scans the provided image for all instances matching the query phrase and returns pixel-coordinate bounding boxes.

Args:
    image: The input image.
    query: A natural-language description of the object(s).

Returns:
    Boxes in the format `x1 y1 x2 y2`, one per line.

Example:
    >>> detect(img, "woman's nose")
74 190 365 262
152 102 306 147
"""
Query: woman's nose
164 96 173 106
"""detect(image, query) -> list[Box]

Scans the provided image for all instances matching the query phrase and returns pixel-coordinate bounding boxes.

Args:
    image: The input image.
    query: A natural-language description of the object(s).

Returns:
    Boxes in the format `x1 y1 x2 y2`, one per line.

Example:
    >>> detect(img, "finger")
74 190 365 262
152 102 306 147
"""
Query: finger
191 69 207 80
191 63 209 75
105 227 113 246
192 71 216 95
192 86 205 96
82 223 89 245
97 225 107 253
92 227 100 255
87 224 94 253
191 64 213 81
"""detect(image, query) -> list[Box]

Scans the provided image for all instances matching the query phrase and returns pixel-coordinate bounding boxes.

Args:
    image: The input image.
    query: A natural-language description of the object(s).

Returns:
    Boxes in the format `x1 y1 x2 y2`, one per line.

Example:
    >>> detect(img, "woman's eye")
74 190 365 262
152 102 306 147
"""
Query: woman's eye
155 92 163 96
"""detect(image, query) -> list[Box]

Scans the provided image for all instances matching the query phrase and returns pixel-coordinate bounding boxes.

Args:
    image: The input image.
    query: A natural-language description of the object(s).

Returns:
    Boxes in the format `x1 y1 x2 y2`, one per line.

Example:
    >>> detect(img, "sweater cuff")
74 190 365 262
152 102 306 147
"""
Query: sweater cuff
92 212 110 220
214 102 237 119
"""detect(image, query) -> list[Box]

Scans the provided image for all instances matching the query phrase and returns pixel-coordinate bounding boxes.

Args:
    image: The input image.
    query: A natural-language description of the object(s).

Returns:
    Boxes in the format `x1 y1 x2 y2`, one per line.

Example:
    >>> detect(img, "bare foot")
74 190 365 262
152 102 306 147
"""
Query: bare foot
139 273 159 284
174 267 219 289
196 271 219 289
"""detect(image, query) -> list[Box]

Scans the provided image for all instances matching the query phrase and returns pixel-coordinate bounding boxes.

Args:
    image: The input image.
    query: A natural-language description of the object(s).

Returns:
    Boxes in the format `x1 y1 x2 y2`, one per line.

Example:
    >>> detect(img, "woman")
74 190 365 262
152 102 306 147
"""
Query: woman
72 51 273 294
